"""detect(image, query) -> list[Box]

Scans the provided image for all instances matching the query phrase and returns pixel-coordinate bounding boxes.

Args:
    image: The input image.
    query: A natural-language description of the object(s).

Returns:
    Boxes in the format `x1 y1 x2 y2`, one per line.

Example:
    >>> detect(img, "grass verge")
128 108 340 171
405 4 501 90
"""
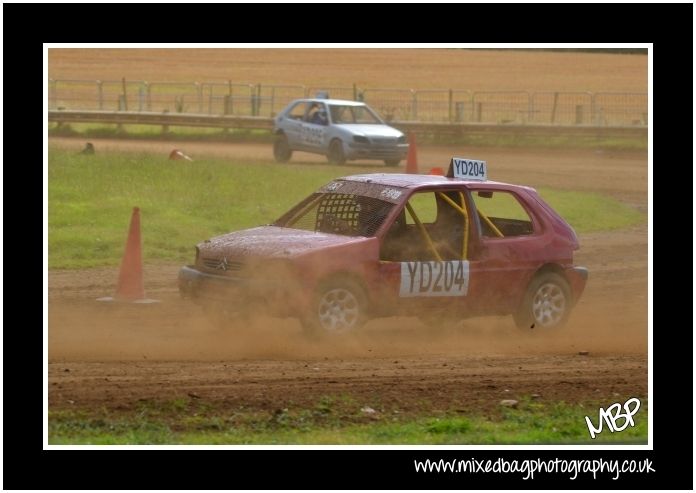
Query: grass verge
49 396 648 445
50 122 272 143
48 148 645 269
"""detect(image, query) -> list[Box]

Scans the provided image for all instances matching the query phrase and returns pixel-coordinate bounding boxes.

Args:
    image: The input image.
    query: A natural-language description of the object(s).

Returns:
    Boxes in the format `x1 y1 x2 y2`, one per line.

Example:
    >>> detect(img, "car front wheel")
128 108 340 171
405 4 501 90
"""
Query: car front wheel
273 134 292 163
327 139 346 165
302 278 367 336
513 272 571 330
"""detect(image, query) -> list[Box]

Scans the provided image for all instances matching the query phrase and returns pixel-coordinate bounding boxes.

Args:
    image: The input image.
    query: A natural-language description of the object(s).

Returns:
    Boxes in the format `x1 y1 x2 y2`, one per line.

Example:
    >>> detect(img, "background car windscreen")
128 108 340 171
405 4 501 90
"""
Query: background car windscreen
329 105 381 124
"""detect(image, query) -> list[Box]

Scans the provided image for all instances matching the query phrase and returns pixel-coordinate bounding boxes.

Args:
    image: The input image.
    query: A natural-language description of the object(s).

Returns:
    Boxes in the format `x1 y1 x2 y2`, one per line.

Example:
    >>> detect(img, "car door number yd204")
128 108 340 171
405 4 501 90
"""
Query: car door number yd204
399 261 469 297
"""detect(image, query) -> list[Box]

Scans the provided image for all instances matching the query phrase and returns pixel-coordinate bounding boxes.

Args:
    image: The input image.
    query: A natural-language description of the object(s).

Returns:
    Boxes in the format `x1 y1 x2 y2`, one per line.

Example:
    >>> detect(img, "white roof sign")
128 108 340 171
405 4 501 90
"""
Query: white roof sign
449 157 487 181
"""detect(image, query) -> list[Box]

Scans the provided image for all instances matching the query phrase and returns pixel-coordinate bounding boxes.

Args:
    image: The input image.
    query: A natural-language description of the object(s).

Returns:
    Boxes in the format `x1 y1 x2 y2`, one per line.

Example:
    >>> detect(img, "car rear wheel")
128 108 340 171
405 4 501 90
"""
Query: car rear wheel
513 272 571 330
273 134 292 163
302 278 367 336
384 159 401 167
327 139 346 165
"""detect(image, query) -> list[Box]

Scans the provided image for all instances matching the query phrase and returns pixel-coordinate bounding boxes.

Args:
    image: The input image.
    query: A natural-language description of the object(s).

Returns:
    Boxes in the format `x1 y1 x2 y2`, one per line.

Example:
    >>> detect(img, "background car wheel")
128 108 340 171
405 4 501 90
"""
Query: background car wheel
513 272 571 330
302 278 367 336
327 139 346 165
273 134 292 163
384 159 401 167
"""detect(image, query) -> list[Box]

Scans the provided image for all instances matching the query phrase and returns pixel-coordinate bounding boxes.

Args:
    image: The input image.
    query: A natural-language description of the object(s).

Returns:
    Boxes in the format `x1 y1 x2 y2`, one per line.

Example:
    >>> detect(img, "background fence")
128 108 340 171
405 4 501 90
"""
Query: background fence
49 79 648 127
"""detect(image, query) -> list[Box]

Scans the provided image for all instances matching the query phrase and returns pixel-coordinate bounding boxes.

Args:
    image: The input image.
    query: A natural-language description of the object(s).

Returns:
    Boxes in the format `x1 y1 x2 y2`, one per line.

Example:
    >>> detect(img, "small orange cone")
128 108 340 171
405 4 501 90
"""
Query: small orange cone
169 149 193 161
429 167 444 176
405 132 418 174
97 207 158 303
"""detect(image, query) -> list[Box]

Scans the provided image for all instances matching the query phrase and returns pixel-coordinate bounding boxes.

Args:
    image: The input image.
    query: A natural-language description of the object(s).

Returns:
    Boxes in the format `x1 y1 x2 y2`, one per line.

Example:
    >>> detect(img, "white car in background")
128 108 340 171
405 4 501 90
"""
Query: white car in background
272 97 409 166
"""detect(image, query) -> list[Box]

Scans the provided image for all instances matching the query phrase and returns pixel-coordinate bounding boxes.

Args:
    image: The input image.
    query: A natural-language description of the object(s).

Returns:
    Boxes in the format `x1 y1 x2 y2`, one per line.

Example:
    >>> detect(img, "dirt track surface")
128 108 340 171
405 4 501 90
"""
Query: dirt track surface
49 288 647 415
48 142 648 414
49 355 646 417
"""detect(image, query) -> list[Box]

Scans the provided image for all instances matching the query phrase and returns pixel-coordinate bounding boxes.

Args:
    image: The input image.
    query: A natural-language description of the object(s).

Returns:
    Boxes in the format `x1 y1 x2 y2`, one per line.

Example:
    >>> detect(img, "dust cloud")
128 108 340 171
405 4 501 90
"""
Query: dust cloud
48 290 646 363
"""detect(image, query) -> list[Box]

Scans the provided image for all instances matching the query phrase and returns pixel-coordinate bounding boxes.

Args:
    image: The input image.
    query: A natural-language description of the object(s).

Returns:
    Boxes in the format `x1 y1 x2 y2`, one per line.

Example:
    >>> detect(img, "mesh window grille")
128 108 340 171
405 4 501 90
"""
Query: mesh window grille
286 193 394 237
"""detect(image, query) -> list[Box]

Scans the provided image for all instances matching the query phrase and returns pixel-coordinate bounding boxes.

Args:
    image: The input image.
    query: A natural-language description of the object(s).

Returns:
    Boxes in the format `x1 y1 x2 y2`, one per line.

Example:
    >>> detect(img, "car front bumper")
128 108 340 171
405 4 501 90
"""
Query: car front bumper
346 142 409 160
178 265 307 314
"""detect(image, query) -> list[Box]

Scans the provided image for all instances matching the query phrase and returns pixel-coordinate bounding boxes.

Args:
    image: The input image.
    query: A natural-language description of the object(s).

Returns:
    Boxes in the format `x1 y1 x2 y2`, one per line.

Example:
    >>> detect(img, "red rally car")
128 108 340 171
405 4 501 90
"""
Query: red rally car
179 158 588 334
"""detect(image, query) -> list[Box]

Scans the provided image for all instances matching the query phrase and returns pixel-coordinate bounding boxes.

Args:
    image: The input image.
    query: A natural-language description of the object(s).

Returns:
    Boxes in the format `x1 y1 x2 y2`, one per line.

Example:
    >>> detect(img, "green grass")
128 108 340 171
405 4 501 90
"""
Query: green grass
48 149 345 268
536 189 644 233
48 148 645 269
50 122 272 143
48 396 648 445
49 123 647 151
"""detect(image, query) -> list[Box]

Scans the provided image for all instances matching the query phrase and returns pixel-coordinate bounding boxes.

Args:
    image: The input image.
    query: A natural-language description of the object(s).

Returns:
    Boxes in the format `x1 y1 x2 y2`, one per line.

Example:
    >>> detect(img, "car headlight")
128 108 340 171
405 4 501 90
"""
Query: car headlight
353 135 369 144
397 135 406 144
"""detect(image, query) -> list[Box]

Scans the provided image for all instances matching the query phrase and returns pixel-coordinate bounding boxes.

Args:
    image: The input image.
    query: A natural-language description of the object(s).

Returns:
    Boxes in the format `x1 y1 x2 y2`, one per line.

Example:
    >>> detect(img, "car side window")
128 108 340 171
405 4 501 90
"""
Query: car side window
404 192 437 225
306 103 328 125
287 102 308 120
471 190 534 238
381 191 467 262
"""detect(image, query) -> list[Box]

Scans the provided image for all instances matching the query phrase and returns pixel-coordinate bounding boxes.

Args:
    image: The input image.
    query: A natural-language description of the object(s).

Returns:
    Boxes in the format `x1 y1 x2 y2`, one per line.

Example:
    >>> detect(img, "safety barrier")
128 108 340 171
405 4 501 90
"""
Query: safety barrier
48 109 647 140
48 79 647 128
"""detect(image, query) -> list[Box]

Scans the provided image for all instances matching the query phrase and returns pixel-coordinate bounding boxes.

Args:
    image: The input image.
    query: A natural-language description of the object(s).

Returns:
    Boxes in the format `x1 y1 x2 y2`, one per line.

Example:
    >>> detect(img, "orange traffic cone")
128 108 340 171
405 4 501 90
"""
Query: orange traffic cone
429 167 444 176
405 132 418 174
169 149 193 161
97 207 158 303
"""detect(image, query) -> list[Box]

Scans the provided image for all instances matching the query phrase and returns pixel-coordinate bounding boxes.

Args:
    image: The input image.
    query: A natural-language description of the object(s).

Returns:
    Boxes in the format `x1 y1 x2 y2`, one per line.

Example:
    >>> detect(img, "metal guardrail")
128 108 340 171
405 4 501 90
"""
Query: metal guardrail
48 109 647 139
396 121 647 138
48 79 648 128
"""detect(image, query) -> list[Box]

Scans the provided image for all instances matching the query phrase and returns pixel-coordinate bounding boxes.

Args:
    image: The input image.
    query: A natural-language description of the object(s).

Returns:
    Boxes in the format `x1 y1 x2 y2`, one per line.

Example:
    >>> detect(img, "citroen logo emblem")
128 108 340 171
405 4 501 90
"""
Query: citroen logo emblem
216 257 229 271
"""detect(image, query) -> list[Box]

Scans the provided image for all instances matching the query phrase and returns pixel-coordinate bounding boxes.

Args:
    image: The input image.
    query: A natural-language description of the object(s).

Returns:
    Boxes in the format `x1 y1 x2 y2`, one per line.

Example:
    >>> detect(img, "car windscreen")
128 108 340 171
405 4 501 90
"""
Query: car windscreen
328 104 382 124
274 188 399 237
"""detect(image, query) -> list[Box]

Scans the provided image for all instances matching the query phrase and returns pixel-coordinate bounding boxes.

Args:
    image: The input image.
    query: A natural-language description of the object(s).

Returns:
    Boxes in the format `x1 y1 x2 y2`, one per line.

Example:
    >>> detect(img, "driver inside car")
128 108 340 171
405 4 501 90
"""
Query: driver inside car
307 103 329 125
310 107 328 125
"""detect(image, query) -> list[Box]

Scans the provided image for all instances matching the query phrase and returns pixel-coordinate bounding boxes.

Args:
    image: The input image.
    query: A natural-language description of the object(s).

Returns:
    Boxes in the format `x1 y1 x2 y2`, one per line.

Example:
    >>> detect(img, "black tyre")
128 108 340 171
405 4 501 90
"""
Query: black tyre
302 278 367 335
273 134 292 163
384 158 401 167
327 139 346 165
513 272 572 330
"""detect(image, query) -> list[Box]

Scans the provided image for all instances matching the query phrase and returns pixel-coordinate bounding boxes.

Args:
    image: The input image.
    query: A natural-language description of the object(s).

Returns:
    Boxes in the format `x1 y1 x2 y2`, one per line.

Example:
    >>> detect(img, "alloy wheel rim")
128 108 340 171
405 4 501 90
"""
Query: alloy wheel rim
532 282 566 327
318 288 359 331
